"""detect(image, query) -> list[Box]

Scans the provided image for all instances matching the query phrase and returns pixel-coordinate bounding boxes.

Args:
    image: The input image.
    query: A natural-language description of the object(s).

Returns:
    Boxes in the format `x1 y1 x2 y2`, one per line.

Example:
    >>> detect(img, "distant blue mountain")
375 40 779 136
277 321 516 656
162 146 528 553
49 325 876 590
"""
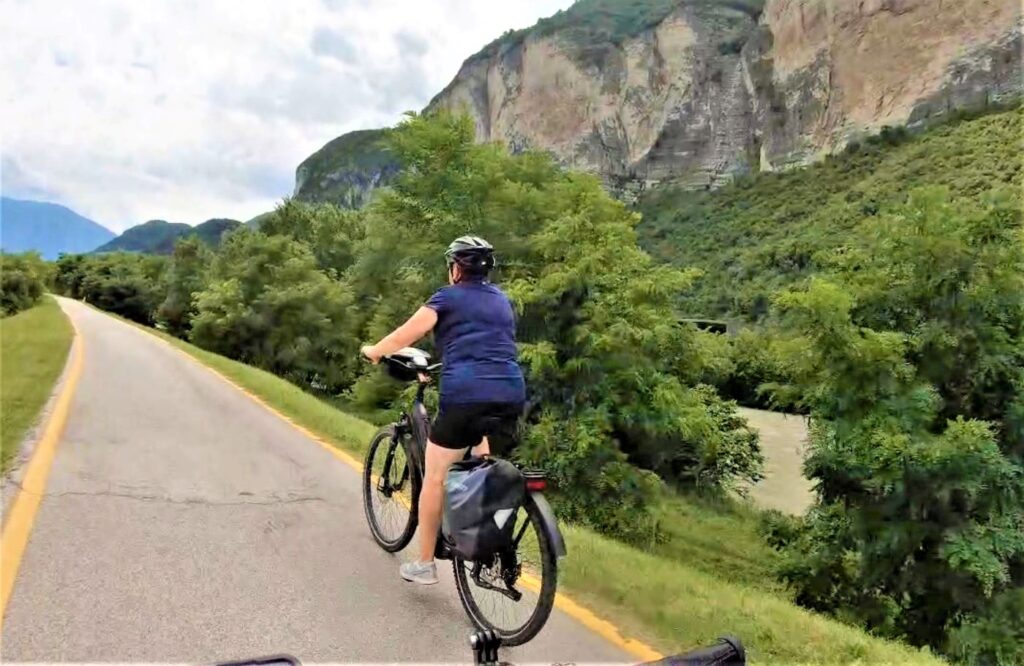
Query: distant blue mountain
0 197 116 259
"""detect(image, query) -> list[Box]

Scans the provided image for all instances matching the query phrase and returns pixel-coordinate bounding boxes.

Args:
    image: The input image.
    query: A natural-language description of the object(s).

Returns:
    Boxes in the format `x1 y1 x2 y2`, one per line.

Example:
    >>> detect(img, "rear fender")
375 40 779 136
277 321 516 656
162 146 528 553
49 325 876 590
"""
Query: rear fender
528 491 566 558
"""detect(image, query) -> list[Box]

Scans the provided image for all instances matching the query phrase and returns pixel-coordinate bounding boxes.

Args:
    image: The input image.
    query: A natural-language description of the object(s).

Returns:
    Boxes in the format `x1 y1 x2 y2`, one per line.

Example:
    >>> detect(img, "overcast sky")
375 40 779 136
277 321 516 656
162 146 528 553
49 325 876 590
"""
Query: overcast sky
0 0 572 232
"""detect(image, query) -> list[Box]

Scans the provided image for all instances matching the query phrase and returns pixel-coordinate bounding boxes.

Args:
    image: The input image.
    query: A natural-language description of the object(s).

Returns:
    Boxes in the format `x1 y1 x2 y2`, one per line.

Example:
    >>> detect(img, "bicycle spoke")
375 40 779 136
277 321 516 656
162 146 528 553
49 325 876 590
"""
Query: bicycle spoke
367 436 414 543
461 510 546 633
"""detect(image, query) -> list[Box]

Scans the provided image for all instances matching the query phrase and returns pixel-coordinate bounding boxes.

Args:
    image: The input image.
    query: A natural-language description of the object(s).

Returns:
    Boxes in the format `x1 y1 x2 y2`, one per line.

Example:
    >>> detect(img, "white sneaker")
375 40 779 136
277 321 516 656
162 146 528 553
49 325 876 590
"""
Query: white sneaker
400 560 439 585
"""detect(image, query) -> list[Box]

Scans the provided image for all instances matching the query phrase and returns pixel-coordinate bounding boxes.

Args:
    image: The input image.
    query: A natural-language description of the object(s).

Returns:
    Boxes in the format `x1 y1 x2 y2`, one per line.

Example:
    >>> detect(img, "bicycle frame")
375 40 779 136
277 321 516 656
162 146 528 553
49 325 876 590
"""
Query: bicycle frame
383 380 430 477
365 349 566 645
378 356 566 564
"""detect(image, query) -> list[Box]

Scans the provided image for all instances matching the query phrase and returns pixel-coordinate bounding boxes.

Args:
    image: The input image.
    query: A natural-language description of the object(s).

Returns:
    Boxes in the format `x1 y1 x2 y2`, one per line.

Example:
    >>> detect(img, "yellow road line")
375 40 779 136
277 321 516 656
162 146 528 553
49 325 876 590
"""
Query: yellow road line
0 314 83 631
126 318 664 662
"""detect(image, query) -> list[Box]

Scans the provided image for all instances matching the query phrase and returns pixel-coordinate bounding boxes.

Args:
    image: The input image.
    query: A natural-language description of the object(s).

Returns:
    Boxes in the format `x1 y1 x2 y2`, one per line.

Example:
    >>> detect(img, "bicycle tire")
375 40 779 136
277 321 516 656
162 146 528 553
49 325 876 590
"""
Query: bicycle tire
362 425 420 552
452 495 558 646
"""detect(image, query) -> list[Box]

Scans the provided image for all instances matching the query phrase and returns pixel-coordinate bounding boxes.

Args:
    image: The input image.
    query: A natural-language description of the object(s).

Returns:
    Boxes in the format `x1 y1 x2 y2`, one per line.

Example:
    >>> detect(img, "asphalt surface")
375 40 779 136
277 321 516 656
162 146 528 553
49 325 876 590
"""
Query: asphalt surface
1 298 633 664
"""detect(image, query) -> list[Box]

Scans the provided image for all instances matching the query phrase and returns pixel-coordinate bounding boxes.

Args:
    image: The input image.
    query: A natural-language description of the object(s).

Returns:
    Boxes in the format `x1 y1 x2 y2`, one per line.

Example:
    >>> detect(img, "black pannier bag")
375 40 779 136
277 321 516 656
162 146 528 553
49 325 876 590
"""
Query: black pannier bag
443 457 525 561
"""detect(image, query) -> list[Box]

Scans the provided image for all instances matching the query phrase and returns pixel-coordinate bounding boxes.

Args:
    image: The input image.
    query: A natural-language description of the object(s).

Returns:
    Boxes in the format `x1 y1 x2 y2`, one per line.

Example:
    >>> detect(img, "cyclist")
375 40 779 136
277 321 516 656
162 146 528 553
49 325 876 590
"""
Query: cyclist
361 235 526 585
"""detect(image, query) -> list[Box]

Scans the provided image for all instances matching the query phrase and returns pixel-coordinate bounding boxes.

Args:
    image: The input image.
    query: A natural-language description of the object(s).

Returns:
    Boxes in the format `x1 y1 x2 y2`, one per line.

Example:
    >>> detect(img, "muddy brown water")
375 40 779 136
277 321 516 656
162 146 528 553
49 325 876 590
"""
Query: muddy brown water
738 407 815 515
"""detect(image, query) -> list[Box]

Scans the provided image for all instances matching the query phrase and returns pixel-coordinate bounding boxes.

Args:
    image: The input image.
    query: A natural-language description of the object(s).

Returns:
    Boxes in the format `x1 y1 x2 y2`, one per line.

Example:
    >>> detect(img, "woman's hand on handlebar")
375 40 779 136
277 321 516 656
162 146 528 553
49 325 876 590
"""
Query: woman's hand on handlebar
360 345 383 365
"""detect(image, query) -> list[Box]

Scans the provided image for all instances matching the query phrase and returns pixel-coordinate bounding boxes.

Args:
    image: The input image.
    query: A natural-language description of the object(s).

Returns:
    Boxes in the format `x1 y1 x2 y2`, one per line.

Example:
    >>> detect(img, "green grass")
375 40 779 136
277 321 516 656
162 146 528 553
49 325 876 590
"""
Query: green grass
650 493 786 594
130 318 940 664
563 526 939 664
0 297 74 470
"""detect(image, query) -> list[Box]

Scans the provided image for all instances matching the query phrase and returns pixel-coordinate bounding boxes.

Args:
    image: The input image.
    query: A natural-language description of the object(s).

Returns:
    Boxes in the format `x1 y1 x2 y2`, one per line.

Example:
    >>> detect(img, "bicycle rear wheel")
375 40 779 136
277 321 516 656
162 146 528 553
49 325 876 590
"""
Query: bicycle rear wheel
362 425 420 552
452 495 557 646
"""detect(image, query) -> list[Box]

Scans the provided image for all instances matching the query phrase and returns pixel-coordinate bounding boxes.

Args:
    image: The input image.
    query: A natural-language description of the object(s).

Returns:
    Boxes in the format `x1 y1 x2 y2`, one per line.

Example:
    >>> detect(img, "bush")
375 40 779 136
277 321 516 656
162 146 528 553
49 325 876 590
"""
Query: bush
768 188 1024 655
0 252 50 315
61 253 166 324
53 254 88 299
190 229 358 392
711 327 801 410
946 587 1024 666
157 237 211 337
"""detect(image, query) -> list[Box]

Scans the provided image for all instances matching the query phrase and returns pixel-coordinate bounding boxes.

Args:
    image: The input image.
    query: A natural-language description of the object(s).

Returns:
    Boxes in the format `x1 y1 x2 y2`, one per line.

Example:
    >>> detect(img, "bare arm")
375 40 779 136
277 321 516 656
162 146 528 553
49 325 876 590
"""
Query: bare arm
361 307 439 363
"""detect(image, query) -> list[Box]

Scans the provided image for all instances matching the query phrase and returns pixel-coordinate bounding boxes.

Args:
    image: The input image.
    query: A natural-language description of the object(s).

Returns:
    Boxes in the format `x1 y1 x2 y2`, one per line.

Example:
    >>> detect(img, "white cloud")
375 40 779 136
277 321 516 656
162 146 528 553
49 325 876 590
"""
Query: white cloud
0 0 572 231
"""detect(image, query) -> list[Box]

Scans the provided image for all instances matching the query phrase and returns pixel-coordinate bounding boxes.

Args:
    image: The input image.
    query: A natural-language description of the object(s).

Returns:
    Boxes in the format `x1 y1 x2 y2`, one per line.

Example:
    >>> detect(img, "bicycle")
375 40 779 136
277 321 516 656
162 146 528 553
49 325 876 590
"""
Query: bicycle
361 347 565 646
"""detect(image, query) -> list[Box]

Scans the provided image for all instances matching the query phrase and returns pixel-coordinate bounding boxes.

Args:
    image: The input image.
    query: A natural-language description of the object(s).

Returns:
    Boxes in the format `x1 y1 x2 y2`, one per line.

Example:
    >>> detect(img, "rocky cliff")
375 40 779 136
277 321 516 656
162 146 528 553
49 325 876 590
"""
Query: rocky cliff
293 129 400 207
747 0 1022 170
295 0 1022 205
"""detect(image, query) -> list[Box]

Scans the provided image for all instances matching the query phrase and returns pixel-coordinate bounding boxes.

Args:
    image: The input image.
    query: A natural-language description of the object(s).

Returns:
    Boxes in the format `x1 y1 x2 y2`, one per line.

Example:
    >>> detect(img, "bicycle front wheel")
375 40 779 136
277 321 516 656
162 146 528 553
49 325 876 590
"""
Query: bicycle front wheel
452 495 558 646
362 425 420 552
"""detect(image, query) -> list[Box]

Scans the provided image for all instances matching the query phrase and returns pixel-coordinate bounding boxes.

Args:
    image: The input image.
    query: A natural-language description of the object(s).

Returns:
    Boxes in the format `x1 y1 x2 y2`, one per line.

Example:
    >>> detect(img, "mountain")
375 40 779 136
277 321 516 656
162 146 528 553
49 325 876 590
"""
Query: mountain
189 218 242 246
95 218 241 255
0 197 115 259
293 129 399 207
95 220 191 254
295 0 1022 206
636 105 1022 320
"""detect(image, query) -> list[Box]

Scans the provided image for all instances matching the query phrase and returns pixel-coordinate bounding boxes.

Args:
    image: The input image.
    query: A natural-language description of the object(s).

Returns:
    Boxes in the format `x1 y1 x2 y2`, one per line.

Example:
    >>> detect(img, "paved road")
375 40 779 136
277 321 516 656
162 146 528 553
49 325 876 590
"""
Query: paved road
2 298 632 664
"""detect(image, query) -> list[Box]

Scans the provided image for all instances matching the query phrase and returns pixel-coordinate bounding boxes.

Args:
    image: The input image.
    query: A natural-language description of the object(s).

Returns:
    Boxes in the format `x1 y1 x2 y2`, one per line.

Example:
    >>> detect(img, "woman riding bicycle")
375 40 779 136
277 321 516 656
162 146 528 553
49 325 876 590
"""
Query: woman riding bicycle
361 236 525 585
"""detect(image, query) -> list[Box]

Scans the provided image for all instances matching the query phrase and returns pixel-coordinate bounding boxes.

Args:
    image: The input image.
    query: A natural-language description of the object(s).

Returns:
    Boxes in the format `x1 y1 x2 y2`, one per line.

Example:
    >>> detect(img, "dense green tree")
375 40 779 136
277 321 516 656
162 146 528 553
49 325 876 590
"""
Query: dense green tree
53 254 88 300
347 111 762 541
259 199 366 276
63 253 166 324
190 229 357 392
156 237 211 337
0 252 51 315
947 587 1024 665
765 188 1024 657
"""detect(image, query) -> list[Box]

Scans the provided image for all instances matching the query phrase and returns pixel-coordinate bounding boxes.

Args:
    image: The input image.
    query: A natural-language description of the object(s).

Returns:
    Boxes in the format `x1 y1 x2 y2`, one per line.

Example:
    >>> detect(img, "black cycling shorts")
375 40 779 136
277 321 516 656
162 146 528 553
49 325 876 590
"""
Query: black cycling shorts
430 402 523 453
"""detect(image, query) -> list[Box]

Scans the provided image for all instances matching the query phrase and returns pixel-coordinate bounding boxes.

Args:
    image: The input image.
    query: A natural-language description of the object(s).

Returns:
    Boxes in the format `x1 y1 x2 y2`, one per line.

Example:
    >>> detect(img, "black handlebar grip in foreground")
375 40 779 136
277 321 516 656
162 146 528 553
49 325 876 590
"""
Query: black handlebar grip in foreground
644 636 746 666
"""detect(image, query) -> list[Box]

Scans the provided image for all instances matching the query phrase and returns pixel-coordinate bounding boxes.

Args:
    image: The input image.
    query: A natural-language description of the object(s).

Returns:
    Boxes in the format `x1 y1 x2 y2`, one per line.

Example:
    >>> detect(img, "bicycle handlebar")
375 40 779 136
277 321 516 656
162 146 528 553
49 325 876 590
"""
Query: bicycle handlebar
359 349 442 373
383 356 442 373
468 631 745 666
218 633 744 666
642 636 746 666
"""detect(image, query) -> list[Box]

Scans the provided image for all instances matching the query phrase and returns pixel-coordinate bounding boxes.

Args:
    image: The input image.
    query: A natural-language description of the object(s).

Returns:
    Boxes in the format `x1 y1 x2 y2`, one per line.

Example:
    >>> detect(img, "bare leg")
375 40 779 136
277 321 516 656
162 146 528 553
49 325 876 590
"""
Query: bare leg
418 441 469 563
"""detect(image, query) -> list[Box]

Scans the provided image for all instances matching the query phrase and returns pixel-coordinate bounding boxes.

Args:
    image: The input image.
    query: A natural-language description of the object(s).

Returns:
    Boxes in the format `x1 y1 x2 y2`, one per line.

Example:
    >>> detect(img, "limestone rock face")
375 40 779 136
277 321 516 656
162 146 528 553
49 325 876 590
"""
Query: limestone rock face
427 0 1021 188
428 2 763 191
749 0 1023 170
297 0 1022 205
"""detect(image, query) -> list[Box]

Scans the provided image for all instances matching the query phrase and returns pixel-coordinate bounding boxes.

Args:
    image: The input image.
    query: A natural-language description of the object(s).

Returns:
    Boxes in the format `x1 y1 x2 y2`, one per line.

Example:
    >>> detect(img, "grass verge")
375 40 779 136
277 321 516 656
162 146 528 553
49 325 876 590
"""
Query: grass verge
0 297 74 471
133 318 940 664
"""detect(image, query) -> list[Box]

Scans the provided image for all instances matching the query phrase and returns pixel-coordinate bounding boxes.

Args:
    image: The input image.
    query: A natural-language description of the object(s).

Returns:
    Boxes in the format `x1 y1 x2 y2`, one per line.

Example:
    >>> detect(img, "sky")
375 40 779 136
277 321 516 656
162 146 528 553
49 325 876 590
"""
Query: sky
0 0 573 232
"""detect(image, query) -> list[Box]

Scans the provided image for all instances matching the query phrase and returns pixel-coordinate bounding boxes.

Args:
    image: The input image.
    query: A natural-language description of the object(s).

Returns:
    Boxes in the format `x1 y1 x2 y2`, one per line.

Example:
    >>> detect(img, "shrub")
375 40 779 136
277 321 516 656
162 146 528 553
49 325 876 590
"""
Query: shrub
637 107 1024 321
72 253 166 324
190 229 358 392
768 188 1024 655
946 588 1024 666
0 252 50 315
157 237 211 337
